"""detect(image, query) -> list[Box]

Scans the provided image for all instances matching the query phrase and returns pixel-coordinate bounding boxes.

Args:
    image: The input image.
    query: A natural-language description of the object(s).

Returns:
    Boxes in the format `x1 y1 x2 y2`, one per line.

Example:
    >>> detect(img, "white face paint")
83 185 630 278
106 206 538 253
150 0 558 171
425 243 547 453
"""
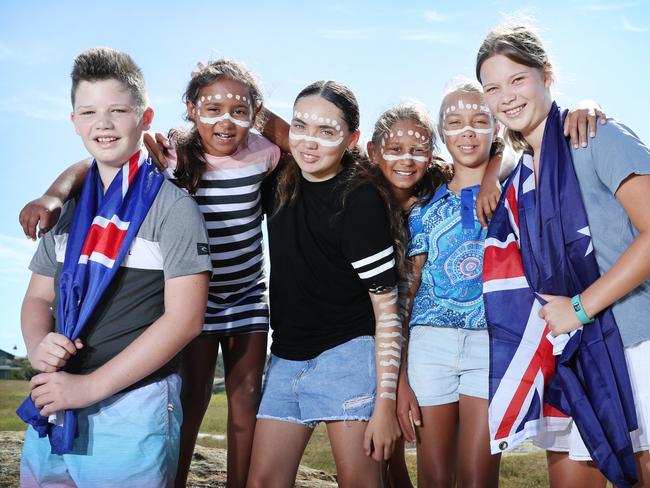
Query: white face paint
443 98 490 120
196 90 253 127
379 125 431 162
288 131 344 147
381 153 429 162
442 125 493 137
198 112 251 128
289 110 345 147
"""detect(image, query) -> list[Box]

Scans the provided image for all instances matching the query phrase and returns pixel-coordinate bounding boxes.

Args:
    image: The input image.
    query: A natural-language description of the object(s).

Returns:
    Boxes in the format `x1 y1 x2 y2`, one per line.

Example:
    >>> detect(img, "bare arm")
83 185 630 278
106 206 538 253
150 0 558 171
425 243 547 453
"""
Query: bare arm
21 273 82 373
363 287 403 461
582 174 650 316
541 174 650 334
259 107 290 153
477 151 504 228
20 159 91 239
396 254 425 442
30 271 209 415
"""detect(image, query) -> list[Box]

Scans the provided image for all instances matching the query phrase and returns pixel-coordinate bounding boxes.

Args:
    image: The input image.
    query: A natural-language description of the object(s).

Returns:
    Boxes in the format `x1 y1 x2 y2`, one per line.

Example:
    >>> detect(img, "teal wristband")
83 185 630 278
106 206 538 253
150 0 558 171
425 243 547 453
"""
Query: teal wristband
571 294 594 325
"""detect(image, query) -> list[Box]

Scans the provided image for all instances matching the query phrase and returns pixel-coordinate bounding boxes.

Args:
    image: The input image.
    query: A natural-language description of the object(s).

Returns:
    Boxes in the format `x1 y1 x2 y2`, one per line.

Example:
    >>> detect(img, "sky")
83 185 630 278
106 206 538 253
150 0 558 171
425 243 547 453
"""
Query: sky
1 0 649 355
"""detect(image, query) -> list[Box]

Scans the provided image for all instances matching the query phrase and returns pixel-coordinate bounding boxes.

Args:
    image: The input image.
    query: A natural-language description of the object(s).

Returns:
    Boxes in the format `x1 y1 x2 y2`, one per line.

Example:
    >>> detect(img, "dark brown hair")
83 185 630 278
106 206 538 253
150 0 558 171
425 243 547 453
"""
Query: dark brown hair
171 59 263 194
274 80 362 211
370 102 450 212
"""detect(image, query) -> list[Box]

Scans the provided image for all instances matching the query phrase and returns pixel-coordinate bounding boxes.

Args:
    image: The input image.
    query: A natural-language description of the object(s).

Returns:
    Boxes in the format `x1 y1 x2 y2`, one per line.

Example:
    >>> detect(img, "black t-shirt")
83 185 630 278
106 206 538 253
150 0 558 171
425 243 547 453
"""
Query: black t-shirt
264 168 397 360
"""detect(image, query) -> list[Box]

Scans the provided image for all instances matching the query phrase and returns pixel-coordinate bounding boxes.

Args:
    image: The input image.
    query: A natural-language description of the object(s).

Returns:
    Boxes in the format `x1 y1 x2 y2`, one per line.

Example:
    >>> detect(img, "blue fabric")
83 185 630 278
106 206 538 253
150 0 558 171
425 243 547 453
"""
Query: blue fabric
17 151 165 455
408 184 487 329
486 103 638 487
571 121 650 346
257 336 376 427
20 374 182 487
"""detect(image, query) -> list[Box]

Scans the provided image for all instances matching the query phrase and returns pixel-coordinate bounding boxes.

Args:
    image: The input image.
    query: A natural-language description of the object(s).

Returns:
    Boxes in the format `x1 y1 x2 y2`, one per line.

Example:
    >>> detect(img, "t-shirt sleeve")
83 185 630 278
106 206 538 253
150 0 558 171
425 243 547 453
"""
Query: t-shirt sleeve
266 141 281 172
407 204 428 257
575 120 650 195
159 194 213 280
28 231 58 277
340 185 397 291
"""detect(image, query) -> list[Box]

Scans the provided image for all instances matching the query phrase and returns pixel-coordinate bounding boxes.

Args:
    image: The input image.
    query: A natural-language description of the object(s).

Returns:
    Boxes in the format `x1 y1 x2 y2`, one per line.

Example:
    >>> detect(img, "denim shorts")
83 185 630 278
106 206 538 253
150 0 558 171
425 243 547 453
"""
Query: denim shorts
407 325 489 406
20 374 182 488
257 336 376 428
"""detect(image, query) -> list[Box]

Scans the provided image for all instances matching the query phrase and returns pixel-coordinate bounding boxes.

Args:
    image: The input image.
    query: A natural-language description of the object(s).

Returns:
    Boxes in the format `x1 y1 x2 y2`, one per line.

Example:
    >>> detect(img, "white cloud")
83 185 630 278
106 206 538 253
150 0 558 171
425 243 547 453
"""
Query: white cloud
0 90 70 121
423 10 449 22
621 15 647 31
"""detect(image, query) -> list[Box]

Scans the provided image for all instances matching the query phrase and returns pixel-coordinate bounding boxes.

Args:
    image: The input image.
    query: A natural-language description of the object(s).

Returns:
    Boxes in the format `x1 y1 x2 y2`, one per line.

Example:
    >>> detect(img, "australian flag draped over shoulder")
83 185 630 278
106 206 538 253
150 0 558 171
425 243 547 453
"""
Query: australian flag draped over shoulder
17 149 165 455
484 103 638 487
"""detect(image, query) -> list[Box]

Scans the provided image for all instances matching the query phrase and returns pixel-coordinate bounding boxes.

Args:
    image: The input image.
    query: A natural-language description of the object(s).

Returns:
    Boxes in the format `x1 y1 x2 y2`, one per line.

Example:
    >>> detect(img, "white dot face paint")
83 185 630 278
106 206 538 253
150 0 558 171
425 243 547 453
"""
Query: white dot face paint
290 110 346 147
442 125 493 137
288 131 344 147
382 153 429 162
443 97 491 120
199 112 251 128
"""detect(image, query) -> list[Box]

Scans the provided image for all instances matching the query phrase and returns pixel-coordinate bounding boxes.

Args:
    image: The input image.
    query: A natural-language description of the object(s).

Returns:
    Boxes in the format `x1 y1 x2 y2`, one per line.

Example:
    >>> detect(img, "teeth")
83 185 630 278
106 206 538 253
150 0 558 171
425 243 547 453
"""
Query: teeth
395 171 414 176
505 105 524 116
97 137 117 143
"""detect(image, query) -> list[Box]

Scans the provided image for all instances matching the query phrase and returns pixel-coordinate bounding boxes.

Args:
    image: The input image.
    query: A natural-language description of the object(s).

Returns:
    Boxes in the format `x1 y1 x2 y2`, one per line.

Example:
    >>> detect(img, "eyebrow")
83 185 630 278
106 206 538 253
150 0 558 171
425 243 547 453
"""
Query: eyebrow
293 117 337 128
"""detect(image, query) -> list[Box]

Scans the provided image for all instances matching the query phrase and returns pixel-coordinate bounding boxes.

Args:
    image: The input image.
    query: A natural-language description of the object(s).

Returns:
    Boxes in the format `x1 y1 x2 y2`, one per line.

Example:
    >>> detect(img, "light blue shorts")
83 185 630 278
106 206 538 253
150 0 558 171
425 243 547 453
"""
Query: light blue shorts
407 326 489 406
20 374 182 488
257 336 376 428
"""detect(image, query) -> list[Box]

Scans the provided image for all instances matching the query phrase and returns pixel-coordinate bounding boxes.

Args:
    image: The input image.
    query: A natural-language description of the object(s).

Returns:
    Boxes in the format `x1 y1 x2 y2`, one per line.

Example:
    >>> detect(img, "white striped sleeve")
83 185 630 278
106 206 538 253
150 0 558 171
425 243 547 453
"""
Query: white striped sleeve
341 185 397 290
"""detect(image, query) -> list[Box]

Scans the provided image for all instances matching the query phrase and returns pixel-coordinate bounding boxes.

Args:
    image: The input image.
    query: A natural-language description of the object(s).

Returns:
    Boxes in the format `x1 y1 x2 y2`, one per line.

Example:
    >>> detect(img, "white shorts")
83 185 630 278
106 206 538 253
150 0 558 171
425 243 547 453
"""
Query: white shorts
534 340 650 460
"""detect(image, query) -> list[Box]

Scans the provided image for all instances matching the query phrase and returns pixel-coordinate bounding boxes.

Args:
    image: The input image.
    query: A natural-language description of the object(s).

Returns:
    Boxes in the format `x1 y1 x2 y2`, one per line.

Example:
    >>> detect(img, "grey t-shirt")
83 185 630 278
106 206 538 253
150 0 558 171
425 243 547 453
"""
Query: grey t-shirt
29 179 212 381
572 119 650 346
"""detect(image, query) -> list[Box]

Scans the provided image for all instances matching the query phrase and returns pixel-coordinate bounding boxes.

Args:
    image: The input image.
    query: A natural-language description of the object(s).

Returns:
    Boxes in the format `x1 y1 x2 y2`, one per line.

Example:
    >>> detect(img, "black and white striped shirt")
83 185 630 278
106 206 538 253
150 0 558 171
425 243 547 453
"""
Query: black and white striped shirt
169 132 280 335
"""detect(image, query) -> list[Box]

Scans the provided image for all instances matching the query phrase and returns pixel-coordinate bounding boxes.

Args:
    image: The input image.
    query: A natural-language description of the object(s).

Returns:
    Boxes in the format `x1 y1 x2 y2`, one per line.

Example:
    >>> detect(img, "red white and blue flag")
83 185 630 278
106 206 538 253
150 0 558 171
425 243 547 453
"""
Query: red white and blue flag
17 149 165 454
484 103 638 486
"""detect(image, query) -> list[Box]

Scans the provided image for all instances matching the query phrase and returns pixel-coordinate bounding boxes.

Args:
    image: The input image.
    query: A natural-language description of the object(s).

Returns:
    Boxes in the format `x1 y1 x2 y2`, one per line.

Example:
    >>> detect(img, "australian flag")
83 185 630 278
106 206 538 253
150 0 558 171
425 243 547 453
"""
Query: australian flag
17 149 164 454
484 103 638 487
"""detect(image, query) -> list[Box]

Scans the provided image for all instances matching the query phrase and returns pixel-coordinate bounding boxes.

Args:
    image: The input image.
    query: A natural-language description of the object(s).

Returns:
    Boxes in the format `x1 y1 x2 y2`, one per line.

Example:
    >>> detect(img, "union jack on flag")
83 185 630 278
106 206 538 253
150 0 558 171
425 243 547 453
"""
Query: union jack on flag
483 154 569 454
483 104 638 486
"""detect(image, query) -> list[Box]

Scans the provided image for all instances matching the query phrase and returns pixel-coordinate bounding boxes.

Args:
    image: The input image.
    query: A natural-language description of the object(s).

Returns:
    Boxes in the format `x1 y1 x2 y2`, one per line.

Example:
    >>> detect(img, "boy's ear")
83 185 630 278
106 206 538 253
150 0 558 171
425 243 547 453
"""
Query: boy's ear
438 125 446 144
347 129 361 150
70 112 81 135
141 107 154 130
367 141 378 164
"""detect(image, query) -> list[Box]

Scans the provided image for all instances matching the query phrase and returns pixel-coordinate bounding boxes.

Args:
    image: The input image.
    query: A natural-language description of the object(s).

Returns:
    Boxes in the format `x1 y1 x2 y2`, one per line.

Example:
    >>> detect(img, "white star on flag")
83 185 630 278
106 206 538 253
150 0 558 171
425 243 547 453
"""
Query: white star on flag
577 226 594 256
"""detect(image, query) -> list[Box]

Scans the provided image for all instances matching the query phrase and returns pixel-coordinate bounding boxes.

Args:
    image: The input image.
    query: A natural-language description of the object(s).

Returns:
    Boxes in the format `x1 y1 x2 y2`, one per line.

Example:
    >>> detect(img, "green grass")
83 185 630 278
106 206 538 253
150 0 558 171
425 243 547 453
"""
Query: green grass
2 380 550 485
195 387 550 485
0 380 31 431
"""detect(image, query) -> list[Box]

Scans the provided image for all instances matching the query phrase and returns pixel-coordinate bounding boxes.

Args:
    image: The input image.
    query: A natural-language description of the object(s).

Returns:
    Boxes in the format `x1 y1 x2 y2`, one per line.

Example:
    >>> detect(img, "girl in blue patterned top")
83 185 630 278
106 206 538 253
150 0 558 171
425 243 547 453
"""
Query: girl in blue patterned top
393 81 504 487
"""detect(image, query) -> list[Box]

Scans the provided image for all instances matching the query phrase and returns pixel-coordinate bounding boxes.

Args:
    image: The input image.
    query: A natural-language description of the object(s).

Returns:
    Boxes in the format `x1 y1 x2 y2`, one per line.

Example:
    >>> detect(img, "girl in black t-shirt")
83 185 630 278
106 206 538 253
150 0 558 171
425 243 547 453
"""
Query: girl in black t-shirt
248 81 403 486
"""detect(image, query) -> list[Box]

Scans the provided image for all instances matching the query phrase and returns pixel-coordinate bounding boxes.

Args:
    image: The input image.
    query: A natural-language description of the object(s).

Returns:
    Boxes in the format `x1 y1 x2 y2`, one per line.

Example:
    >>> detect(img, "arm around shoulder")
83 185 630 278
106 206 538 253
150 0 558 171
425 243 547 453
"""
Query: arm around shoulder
20 158 92 239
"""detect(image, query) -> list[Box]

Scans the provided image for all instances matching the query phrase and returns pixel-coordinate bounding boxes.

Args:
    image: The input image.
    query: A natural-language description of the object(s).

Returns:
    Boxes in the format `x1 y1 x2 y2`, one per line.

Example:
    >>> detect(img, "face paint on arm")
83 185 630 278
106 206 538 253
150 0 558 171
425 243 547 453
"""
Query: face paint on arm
369 288 402 401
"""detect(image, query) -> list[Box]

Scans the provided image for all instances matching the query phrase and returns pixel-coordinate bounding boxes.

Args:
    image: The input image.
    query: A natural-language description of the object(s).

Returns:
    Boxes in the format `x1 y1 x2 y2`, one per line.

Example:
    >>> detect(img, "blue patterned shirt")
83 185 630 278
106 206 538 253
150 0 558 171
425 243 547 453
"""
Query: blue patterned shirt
407 184 487 329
